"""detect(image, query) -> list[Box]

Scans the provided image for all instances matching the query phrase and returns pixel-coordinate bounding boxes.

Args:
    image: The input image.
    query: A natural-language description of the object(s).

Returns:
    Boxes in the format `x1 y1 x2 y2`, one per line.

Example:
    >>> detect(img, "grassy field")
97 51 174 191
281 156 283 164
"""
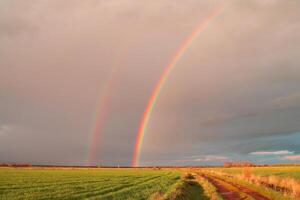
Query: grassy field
203 172 294 200
219 166 300 180
204 166 300 199
1 166 300 200
0 168 181 200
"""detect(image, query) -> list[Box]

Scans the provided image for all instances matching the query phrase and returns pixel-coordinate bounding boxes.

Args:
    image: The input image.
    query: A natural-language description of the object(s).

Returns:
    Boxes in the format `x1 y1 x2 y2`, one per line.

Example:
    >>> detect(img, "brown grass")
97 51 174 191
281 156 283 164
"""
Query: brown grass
211 168 300 198
149 191 164 200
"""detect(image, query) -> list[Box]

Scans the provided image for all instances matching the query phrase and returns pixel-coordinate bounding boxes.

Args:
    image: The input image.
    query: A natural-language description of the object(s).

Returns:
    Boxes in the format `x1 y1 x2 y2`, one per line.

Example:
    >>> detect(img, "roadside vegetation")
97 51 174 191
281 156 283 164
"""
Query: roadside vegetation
221 166 300 181
206 167 300 199
150 173 209 200
219 174 294 200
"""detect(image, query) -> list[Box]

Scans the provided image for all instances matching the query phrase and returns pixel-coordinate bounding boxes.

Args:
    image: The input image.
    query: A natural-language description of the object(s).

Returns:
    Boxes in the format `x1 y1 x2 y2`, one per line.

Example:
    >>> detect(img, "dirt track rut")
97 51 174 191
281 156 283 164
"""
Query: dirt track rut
201 174 270 200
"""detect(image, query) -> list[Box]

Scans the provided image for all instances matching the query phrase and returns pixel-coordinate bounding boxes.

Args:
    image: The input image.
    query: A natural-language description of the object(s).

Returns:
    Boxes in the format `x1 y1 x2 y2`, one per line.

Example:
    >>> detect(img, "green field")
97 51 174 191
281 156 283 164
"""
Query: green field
0 168 181 200
1 167 299 200
219 166 300 180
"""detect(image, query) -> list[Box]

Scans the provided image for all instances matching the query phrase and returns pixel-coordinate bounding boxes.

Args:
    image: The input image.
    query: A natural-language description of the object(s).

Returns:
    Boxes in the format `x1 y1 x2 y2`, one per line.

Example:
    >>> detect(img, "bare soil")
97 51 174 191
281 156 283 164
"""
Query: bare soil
202 174 270 200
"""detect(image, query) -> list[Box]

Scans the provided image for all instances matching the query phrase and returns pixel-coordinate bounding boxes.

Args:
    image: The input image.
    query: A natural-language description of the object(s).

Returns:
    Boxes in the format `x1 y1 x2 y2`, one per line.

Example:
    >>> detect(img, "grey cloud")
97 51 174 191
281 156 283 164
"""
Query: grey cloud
141 0 300 163
282 155 300 161
249 150 294 155
1 0 300 166
0 124 12 136
193 155 228 162
272 92 300 109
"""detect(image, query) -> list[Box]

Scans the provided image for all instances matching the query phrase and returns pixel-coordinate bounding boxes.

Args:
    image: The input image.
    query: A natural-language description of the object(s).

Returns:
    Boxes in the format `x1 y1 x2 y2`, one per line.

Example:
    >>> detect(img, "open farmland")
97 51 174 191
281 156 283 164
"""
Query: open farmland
1 167 300 200
217 166 300 181
0 168 181 200
197 166 300 200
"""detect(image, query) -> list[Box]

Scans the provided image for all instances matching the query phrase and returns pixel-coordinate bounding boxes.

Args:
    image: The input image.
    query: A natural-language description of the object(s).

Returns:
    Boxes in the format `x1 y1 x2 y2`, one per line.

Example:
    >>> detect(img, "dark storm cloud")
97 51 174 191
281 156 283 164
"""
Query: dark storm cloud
1 0 300 166
140 0 300 165
0 0 226 165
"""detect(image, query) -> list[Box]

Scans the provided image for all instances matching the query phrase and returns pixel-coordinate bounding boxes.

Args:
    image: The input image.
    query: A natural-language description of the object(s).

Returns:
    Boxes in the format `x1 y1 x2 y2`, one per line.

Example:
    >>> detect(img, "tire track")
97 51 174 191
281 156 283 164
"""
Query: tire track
200 174 270 200
205 175 242 200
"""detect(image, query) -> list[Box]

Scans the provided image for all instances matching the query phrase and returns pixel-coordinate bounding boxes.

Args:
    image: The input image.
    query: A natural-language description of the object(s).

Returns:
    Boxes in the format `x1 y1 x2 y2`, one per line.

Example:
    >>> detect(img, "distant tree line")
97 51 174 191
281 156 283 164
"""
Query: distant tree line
224 161 255 167
0 163 32 167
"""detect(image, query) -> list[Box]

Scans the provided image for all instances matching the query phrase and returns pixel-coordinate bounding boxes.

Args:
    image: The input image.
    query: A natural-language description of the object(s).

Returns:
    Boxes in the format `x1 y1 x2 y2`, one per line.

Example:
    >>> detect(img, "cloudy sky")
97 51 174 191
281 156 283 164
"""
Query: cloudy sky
1 0 300 166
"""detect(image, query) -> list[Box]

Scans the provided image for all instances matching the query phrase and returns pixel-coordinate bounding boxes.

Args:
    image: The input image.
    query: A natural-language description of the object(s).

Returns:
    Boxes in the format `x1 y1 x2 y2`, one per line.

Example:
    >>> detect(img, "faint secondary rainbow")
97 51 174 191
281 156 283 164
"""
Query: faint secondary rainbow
132 3 228 167
87 67 119 166
87 34 142 166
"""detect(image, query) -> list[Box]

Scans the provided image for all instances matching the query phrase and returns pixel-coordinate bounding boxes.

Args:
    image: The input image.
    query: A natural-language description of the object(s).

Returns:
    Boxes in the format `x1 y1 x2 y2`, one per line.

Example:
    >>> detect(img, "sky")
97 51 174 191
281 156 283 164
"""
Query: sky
1 0 300 166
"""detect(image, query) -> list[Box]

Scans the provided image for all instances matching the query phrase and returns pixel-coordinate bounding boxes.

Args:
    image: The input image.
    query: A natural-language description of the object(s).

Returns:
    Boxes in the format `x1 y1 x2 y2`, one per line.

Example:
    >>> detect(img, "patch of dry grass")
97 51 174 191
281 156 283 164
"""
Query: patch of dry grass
209 168 300 198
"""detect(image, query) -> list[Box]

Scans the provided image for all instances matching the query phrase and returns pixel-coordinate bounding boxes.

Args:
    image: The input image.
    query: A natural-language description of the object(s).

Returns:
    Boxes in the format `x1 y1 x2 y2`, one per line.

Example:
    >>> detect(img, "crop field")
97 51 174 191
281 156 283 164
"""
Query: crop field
1 167 300 200
216 166 300 180
0 168 181 200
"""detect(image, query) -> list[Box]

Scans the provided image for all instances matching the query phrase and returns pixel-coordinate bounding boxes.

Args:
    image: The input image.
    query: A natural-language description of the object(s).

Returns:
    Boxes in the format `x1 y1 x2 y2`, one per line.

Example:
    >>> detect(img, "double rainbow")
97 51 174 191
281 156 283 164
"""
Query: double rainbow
132 4 227 167
87 3 228 167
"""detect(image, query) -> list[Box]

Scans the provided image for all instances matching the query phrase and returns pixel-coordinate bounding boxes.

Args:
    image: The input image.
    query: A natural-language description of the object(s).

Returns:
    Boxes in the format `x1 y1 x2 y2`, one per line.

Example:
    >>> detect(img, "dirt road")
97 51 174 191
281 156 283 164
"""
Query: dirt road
200 174 270 200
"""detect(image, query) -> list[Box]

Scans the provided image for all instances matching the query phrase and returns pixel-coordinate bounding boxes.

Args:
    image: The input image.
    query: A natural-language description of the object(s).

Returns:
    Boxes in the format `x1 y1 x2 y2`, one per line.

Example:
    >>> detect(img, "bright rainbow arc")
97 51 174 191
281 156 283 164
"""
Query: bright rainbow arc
132 4 227 167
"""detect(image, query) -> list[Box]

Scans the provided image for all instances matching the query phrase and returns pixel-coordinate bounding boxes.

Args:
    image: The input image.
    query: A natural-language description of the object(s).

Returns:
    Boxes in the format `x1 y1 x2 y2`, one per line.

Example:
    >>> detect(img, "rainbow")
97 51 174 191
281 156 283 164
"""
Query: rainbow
87 67 118 166
132 4 228 167
87 34 142 166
